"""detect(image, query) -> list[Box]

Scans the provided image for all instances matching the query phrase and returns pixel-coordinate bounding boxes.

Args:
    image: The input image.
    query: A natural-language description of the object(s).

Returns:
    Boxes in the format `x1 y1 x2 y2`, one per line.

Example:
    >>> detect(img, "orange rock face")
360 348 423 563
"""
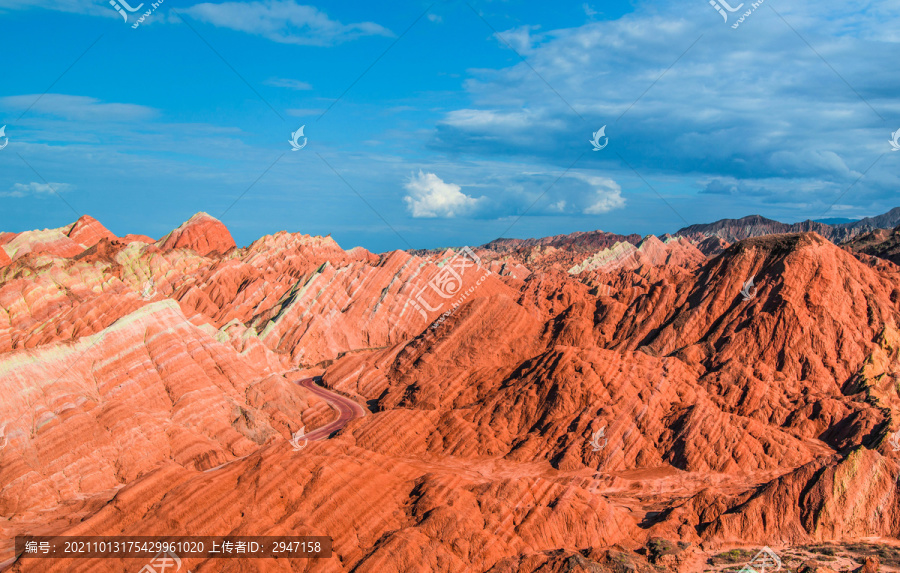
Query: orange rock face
2 214 900 572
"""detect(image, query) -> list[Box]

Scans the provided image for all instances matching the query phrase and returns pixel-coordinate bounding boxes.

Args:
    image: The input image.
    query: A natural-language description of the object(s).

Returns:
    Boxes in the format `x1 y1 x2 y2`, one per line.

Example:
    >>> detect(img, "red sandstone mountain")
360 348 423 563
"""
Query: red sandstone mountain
1 213 899 572
66 214 117 247
155 211 237 256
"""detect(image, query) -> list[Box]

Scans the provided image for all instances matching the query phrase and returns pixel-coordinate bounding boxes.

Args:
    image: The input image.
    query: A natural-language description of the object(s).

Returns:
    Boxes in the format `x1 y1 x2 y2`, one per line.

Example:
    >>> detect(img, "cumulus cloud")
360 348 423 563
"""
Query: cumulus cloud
181 1 393 46
403 171 480 218
2 182 73 198
573 174 626 214
399 165 626 220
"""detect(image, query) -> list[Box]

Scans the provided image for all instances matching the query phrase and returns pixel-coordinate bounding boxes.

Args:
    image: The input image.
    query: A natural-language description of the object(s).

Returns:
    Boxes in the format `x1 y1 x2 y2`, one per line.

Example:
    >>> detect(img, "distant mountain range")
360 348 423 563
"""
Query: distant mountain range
479 208 900 261
675 207 900 244
475 207 900 265
482 230 642 254
813 217 858 225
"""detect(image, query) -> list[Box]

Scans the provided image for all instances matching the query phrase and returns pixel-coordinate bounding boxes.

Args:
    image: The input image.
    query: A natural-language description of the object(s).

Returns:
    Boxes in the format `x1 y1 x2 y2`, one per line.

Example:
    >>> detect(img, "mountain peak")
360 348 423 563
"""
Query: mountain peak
156 212 236 256
67 214 117 248
186 211 219 223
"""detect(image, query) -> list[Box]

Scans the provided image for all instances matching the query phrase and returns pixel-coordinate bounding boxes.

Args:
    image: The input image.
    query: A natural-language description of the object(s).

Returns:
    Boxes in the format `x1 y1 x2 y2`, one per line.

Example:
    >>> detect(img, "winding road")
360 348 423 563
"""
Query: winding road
295 376 367 441
204 376 365 473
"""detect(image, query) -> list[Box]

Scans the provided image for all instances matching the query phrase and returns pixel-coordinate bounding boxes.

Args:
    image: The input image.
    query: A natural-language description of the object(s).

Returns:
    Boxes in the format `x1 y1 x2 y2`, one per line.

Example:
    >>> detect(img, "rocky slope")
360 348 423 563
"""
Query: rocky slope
843 226 900 267
2 214 899 572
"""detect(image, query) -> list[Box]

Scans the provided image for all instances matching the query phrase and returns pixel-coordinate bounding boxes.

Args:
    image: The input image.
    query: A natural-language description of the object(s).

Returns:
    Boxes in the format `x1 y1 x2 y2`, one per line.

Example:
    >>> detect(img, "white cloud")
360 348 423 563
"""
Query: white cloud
403 171 480 218
0 94 155 122
2 182 73 198
397 164 627 220
0 0 109 17
181 1 393 46
570 174 625 214
549 199 567 212
264 77 313 90
442 109 532 130
495 25 541 55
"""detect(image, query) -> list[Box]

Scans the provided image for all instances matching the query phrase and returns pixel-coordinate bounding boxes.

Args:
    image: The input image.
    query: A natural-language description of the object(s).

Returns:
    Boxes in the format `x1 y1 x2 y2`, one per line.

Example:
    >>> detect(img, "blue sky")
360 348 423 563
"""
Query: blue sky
1 0 898 252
